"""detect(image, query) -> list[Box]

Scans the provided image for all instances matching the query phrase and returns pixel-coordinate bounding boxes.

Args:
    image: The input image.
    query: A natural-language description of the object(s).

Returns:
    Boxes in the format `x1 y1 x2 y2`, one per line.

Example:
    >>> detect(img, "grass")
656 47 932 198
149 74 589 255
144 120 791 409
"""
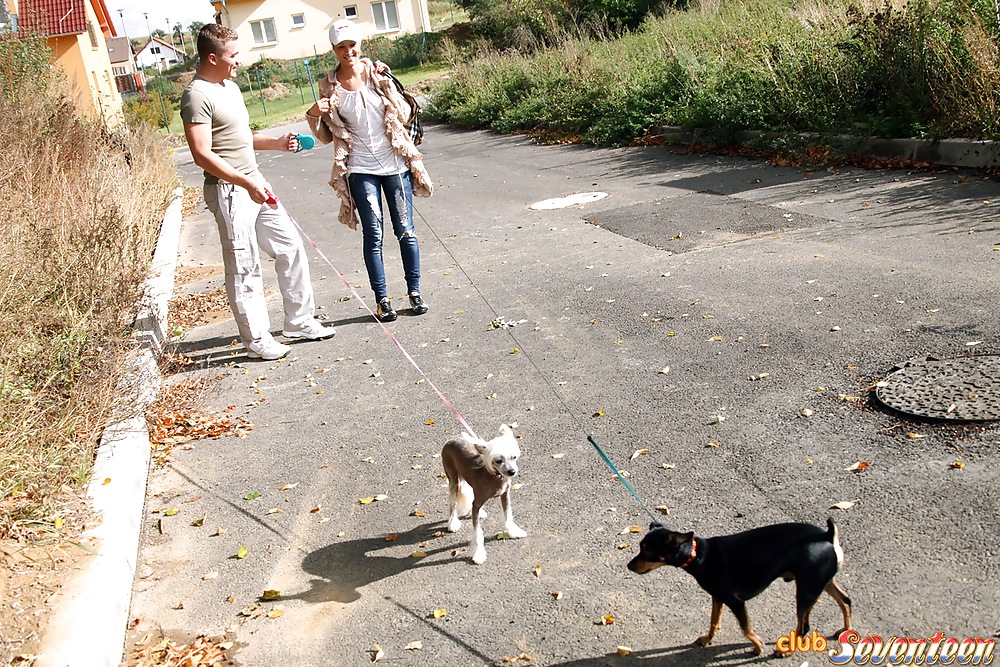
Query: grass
428 0 1000 146
0 37 177 540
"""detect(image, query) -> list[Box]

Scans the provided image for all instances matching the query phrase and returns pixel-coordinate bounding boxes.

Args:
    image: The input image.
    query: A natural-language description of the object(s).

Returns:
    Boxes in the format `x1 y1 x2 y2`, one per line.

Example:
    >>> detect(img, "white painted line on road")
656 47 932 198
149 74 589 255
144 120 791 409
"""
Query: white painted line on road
529 192 608 210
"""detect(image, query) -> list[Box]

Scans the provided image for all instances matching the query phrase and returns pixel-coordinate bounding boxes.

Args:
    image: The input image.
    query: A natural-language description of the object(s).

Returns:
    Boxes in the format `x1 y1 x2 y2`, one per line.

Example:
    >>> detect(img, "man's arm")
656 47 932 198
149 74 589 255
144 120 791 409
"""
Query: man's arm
185 122 269 205
253 131 300 153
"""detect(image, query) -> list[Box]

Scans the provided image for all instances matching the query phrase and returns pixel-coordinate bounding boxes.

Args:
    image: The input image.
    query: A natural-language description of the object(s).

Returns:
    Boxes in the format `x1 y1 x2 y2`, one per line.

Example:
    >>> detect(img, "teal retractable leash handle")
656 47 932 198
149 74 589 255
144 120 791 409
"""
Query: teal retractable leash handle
294 134 315 153
588 435 662 525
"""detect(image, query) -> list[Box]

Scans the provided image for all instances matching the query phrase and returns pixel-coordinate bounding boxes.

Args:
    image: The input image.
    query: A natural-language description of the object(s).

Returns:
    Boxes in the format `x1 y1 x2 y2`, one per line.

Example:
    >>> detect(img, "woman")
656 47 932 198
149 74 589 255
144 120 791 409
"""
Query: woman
306 19 433 322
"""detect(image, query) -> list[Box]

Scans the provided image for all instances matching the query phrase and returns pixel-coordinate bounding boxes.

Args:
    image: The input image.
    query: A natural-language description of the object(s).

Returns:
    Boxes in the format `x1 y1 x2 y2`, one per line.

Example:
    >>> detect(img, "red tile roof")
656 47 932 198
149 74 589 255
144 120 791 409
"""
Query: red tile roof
19 0 88 37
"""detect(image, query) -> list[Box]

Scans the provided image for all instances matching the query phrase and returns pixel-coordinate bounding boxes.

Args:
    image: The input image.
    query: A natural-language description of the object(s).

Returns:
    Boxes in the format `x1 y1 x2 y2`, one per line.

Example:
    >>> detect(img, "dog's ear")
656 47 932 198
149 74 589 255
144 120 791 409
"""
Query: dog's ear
649 522 664 530
474 442 488 455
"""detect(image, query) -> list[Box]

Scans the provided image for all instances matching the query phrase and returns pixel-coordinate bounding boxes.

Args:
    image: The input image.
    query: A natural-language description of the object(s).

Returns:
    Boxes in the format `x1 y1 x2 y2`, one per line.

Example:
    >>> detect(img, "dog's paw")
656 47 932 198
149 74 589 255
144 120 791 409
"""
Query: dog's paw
471 549 487 565
772 648 793 659
504 523 527 539
447 517 462 533
693 636 713 648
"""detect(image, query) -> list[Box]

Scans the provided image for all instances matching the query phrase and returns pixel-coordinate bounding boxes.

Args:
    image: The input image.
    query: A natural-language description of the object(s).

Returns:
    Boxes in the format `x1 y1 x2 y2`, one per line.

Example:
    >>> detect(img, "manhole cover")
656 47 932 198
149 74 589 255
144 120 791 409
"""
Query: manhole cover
529 192 608 210
875 355 1000 421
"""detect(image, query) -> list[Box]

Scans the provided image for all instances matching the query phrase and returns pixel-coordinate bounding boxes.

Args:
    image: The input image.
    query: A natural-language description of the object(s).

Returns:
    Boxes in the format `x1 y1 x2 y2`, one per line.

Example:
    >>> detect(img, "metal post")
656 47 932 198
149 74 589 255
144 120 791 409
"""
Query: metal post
256 68 267 115
294 59 305 104
304 59 317 103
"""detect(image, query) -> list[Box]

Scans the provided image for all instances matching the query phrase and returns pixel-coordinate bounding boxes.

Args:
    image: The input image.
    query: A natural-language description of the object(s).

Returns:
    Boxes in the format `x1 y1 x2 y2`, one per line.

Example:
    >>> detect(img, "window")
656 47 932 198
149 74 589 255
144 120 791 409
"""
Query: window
87 22 98 49
150 46 161 54
291 13 305 27
250 18 277 45
344 6 358 18
371 1 398 31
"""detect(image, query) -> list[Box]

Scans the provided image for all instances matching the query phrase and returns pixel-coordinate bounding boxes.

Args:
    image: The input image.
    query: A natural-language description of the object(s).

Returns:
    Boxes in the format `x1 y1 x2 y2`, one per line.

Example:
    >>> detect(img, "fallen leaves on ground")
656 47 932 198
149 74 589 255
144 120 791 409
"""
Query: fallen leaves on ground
830 500 858 511
168 288 231 333
146 380 252 464
844 461 870 473
596 613 615 625
129 634 234 667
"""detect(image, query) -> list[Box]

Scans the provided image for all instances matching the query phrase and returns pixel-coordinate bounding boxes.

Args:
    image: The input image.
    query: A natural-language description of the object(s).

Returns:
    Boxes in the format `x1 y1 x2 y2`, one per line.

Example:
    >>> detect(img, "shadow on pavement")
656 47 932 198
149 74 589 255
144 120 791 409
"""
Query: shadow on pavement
287 521 460 604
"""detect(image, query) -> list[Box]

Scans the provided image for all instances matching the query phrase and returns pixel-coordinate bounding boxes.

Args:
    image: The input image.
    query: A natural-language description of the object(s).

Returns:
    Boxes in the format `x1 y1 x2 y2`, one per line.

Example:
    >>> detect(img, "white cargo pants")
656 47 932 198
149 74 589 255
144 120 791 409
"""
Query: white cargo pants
204 181 316 347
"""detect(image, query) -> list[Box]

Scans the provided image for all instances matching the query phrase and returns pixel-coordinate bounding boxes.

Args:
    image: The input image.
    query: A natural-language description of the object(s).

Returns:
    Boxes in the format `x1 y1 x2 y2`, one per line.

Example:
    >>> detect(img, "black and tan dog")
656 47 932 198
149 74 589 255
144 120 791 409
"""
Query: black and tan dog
628 519 852 657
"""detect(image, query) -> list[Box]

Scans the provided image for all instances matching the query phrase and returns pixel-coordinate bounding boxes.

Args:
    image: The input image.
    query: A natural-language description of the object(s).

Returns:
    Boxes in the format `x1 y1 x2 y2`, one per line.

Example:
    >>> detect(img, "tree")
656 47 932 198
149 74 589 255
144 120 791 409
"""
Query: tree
188 20 206 36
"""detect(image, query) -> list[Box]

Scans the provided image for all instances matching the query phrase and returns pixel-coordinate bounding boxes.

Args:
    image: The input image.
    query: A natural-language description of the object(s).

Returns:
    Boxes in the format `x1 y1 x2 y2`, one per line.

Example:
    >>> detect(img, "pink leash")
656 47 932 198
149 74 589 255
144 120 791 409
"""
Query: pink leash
275 197 479 440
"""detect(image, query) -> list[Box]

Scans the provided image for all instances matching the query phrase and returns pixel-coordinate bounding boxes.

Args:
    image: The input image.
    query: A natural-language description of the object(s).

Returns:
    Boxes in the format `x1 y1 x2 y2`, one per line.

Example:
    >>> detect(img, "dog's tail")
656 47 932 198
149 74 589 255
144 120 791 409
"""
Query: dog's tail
453 479 474 518
826 518 845 567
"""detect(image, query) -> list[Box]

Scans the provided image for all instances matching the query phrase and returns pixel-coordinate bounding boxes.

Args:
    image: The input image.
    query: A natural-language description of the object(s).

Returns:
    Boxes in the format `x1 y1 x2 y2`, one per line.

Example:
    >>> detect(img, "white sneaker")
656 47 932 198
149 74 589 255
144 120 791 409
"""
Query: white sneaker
282 318 336 340
246 338 292 360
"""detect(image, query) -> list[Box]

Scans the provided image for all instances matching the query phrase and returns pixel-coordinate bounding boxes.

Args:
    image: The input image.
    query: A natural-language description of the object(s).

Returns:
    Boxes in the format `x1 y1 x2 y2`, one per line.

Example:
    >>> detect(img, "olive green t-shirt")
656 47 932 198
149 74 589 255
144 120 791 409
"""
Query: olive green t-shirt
180 77 259 185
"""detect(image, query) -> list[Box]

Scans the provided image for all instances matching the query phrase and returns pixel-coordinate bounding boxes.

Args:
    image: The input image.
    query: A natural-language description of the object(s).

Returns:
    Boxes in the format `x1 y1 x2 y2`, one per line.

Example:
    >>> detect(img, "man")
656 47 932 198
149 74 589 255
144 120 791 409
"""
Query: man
181 24 334 360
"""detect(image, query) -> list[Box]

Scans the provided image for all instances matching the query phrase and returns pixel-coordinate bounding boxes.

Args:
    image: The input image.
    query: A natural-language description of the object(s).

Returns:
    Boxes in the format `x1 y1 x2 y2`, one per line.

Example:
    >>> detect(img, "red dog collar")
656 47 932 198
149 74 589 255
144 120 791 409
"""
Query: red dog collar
680 537 697 569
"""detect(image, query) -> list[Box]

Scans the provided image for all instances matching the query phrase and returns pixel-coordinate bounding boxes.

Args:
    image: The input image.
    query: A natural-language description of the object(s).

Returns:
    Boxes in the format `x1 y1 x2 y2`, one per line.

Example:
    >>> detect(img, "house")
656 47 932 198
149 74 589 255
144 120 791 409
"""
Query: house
211 0 430 61
106 34 142 94
4 0 125 128
135 34 186 71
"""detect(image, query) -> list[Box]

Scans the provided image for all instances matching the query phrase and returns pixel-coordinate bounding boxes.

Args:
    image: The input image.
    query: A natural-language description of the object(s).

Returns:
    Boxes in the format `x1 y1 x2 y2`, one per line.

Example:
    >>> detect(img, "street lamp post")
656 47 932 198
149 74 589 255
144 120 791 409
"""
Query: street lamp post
142 12 169 129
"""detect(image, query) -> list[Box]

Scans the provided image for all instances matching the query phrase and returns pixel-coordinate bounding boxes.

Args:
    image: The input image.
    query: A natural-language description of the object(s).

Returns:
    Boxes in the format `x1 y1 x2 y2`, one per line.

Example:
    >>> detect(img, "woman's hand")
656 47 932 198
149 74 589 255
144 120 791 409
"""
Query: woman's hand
309 97 333 118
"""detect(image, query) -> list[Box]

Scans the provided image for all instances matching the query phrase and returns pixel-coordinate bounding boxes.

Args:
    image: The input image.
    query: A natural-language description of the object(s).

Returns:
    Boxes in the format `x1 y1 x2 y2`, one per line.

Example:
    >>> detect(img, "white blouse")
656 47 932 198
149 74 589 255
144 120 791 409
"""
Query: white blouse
337 81 407 176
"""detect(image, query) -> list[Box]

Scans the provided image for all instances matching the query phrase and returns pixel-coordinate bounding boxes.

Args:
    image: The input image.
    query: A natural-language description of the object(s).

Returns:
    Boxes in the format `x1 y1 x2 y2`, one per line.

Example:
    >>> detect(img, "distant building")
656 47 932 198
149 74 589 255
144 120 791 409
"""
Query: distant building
106 35 142 93
135 34 185 71
3 0 125 128
211 0 430 61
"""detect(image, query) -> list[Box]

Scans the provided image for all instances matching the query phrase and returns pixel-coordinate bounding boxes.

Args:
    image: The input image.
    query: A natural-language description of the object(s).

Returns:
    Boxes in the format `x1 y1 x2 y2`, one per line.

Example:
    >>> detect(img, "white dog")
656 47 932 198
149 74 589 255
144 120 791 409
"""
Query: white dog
441 424 527 564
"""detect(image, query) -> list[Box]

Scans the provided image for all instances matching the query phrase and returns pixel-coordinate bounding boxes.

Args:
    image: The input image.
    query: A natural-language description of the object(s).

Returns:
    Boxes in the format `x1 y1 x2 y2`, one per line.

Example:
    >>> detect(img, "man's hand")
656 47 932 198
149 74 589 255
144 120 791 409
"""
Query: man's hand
279 133 299 153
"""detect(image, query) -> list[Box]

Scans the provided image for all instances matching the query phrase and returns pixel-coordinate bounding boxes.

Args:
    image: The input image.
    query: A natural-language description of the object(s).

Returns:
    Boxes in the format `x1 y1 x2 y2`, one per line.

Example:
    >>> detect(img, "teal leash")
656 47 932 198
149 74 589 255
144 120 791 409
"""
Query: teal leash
587 435 662 525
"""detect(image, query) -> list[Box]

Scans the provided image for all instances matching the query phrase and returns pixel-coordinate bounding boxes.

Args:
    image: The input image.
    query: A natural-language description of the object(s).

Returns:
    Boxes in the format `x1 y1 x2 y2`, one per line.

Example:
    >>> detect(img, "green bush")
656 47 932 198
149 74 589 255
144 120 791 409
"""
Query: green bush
431 0 1000 145
124 90 174 129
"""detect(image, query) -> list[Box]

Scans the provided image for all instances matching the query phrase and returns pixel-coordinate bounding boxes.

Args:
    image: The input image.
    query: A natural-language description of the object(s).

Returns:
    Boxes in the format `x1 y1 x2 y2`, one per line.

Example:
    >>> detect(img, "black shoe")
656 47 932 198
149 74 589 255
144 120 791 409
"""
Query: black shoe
376 297 397 322
409 292 429 315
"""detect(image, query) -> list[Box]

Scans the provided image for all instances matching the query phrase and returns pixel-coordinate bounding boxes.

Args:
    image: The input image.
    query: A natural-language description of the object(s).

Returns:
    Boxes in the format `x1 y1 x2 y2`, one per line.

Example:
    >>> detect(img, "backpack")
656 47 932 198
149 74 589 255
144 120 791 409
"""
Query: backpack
384 71 423 146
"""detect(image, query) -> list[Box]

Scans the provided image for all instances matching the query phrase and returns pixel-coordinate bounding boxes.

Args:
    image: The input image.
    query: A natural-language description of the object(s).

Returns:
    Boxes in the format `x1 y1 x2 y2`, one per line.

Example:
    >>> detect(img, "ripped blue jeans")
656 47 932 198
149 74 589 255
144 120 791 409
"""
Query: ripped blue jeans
348 170 421 302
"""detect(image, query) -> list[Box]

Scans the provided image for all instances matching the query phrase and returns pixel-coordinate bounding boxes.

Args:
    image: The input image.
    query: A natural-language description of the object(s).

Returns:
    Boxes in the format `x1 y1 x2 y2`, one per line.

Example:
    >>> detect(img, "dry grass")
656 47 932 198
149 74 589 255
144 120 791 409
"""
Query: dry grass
0 36 177 540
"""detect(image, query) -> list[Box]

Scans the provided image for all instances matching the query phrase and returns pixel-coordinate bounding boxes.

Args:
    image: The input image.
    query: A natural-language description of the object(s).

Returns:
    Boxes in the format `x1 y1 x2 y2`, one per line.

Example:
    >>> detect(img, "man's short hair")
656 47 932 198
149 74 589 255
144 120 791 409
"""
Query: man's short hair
197 23 238 60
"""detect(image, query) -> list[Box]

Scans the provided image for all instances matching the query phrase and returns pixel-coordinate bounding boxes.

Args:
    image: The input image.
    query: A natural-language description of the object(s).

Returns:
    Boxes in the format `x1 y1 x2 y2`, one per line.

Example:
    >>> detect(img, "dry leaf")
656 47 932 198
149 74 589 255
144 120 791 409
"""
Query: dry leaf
266 507 284 515
551 453 565 459
310 505 321 513
369 644 384 662
404 641 423 651
164 507 180 517
261 590 281 601
908 432 927 440
503 654 534 663
533 564 542 577
617 543 631 549
202 571 219 581
707 441 721 448
830 500 857 511
359 497 376 505
432 608 447 619
267 605 285 619
597 613 615 625
800 408 814 417
551 591 563 600
236 546 249 559
630 448 651 461
845 461 870 473
617 646 633 656
949 461 965 470
410 551 428 558
411 509 427 517
656 505 670 515
385 533 399 542
279 482 299 491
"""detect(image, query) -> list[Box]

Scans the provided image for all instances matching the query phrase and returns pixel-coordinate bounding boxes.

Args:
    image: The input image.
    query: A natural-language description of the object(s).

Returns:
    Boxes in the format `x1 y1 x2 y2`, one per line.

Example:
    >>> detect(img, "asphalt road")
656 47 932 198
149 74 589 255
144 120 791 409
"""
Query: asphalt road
129 123 1000 666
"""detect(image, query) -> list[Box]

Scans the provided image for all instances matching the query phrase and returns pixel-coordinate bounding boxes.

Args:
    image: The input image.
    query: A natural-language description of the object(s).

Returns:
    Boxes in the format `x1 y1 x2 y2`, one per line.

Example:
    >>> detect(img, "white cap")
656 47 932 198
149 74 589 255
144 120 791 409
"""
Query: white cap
329 19 362 46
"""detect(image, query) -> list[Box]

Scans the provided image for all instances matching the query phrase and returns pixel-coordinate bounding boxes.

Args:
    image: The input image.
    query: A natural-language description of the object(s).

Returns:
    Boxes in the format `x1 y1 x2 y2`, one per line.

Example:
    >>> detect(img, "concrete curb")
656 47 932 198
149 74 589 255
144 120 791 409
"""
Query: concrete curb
35 187 184 667
654 126 1000 169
